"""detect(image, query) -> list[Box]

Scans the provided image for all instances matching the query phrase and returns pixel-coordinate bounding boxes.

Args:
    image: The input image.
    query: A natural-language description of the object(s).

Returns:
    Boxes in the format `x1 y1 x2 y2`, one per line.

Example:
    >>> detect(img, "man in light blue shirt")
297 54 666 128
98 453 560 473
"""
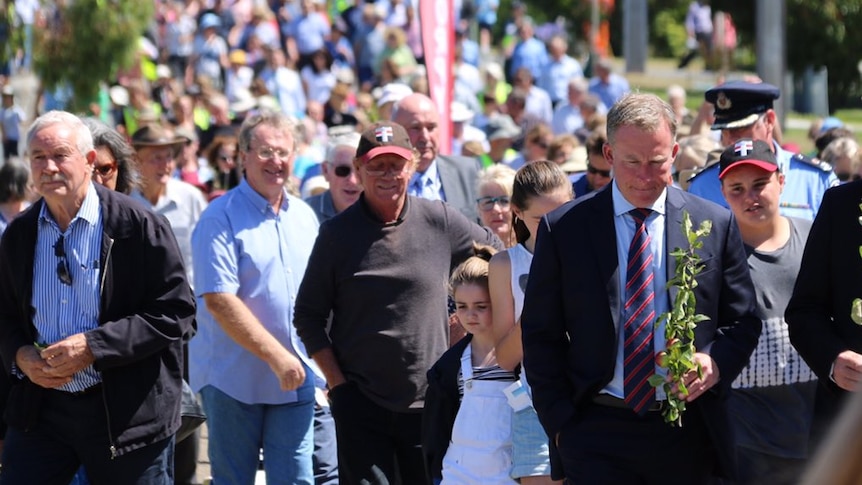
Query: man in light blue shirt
508 18 548 82
191 112 323 484
538 35 583 107
588 58 630 110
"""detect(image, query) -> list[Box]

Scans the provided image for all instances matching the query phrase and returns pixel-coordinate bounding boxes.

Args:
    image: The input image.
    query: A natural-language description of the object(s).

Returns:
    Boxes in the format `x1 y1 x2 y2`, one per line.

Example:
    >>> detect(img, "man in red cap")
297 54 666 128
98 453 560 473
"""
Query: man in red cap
294 121 502 485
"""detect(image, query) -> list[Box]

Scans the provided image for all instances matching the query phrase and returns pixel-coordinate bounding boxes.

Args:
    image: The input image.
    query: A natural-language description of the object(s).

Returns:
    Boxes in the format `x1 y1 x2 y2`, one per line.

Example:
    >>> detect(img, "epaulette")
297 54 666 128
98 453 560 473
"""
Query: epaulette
687 156 720 182
792 153 833 172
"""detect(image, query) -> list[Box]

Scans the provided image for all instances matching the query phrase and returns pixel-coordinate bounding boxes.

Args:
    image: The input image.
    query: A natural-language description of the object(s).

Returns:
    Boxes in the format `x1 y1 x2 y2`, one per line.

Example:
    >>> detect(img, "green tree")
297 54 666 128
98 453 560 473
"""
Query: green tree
34 0 154 112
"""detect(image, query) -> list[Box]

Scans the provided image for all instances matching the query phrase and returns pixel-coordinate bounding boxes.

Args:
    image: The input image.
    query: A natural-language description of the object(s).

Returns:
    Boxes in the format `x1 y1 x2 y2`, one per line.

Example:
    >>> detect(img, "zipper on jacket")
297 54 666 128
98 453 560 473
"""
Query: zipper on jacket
99 237 118 459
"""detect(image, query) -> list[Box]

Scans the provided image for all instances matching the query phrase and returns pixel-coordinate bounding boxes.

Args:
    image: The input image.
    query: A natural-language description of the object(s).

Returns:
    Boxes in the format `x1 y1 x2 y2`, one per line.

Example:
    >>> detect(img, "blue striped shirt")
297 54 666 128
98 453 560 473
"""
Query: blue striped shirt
32 183 103 392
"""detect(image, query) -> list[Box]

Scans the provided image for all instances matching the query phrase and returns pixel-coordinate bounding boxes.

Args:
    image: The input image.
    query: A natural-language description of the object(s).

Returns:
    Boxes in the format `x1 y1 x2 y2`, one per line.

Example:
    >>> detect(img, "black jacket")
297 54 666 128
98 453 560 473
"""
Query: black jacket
422 335 471 480
0 184 196 457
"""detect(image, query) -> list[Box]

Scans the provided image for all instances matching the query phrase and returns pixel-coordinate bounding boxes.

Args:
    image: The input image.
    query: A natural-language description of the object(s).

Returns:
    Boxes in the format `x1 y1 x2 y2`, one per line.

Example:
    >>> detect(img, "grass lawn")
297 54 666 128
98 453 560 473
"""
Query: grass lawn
622 57 861 155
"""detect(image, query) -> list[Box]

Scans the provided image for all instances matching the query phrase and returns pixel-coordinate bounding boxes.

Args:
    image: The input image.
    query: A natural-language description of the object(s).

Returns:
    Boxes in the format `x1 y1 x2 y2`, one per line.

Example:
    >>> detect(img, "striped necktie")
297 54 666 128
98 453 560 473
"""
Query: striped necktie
623 208 657 415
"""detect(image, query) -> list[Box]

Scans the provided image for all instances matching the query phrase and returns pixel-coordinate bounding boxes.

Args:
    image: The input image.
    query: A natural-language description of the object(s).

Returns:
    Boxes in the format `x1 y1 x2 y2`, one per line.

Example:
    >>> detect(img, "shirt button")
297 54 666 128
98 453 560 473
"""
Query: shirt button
286 268 292 274
61 299 68 304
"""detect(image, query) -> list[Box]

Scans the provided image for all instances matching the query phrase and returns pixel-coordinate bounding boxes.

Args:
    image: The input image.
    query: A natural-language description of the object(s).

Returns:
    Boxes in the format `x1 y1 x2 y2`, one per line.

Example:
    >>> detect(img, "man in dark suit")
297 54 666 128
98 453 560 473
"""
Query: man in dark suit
393 93 483 222
786 179 862 443
521 93 761 484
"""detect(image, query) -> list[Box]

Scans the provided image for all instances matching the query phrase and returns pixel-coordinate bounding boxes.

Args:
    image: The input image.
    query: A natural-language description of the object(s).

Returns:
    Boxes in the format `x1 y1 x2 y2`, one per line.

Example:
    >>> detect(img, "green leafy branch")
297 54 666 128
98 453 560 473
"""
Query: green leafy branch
648 211 711 427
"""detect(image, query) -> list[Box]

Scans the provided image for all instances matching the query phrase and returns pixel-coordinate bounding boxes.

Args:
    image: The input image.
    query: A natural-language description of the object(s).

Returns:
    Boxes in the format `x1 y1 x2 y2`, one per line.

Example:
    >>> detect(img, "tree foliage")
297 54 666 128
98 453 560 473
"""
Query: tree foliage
34 0 153 112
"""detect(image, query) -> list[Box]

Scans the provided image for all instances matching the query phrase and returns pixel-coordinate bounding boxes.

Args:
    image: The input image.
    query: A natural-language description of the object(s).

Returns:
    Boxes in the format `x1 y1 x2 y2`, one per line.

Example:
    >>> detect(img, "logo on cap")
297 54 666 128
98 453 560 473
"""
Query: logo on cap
716 92 732 110
734 140 753 157
375 126 394 143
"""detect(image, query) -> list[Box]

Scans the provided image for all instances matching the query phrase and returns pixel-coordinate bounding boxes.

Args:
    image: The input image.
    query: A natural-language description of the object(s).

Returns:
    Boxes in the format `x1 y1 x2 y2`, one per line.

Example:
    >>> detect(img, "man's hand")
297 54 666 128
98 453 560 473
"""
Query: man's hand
269 351 307 391
15 345 72 389
671 352 720 402
40 333 96 379
832 350 862 392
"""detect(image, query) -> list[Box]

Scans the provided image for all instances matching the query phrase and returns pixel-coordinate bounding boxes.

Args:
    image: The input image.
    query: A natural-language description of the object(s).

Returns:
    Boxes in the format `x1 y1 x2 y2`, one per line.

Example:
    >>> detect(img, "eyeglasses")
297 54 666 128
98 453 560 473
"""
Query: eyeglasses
476 195 511 211
362 162 410 177
54 235 72 286
255 146 292 161
333 165 352 177
531 139 550 150
587 165 612 178
94 163 117 178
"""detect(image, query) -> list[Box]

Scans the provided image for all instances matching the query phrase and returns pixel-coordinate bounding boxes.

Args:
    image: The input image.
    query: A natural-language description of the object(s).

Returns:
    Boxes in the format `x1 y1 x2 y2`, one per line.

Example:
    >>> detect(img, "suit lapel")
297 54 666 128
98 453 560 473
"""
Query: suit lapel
589 189 622 334
665 188 686 305
434 156 460 206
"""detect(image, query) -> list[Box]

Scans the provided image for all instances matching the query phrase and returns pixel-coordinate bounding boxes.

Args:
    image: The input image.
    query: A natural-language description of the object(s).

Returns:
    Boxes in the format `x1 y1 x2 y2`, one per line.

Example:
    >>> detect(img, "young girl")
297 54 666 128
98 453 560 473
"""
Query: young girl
423 245 518 484
489 161 574 483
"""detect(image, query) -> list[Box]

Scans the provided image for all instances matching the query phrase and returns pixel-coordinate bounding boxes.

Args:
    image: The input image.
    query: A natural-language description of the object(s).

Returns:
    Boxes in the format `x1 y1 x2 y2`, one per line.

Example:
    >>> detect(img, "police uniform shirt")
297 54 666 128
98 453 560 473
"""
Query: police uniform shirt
687 140 839 220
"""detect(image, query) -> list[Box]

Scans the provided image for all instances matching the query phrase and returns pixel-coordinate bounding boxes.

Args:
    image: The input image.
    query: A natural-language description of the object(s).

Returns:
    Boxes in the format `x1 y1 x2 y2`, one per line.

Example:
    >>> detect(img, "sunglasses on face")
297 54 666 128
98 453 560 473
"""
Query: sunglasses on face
54 235 72 286
94 163 117 177
587 165 611 178
476 195 511 211
333 165 352 177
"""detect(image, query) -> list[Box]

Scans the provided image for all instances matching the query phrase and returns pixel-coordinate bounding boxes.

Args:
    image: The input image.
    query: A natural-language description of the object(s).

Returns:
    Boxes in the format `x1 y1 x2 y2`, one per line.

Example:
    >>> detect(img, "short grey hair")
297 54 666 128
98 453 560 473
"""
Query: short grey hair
27 111 95 156
325 132 361 163
606 93 677 145
237 111 298 153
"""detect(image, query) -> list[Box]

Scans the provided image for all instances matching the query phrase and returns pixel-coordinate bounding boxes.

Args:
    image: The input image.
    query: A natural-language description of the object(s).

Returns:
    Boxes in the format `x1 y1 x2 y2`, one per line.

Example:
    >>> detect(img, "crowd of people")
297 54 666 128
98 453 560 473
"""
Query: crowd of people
0 1 861 485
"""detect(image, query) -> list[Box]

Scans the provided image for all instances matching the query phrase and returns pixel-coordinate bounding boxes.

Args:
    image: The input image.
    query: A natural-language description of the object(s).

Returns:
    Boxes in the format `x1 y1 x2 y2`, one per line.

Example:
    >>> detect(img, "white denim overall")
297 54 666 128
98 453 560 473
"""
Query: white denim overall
440 345 517 484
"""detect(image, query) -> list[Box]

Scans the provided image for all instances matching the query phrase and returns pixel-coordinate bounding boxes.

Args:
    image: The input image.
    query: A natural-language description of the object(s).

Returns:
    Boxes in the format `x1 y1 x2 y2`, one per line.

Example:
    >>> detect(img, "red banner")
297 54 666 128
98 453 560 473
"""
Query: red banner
419 0 453 155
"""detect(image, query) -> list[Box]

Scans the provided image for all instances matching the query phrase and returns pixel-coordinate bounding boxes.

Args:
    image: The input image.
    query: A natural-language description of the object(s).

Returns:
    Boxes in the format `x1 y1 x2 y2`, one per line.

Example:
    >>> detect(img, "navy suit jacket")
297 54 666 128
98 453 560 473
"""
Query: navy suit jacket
521 185 761 477
787 180 862 396
436 154 483 223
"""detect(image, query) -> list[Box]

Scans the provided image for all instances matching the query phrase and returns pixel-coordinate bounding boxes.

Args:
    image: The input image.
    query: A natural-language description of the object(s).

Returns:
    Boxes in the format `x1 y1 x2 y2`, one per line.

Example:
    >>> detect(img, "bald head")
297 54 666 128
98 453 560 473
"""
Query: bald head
392 93 440 172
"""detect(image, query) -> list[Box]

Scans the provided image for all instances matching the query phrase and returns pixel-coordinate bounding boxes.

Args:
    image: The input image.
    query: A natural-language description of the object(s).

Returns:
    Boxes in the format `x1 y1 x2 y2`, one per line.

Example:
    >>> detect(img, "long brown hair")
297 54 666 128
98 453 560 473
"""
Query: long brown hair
511 161 573 244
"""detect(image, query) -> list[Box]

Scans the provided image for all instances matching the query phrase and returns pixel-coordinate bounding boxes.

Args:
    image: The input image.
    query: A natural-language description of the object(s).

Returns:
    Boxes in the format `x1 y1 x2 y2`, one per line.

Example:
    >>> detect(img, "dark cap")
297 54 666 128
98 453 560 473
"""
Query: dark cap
718 138 779 179
131 124 187 150
355 122 414 163
706 81 780 130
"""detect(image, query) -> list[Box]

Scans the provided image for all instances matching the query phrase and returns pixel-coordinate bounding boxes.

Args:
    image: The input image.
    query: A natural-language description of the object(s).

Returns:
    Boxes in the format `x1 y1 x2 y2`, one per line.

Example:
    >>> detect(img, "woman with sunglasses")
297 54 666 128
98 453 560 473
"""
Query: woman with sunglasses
205 133 242 197
82 118 141 195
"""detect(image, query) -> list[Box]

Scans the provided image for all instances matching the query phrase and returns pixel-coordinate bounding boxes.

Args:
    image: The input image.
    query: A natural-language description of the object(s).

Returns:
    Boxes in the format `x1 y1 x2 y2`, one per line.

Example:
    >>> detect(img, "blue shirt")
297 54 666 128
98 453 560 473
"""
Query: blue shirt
286 13 330 55
190 180 321 404
509 37 548 81
688 141 839 220
551 102 584 135
408 160 445 201
588 74 630 110
538 56 583 103
602 182 669 400
33 183 103 392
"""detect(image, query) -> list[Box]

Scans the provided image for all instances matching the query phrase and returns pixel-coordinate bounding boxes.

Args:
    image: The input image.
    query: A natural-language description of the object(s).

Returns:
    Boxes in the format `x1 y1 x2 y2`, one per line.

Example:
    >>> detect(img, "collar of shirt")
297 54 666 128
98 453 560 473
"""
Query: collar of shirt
132 179 187 212
39 181 101 229
409 159 440 194
237 178 289 215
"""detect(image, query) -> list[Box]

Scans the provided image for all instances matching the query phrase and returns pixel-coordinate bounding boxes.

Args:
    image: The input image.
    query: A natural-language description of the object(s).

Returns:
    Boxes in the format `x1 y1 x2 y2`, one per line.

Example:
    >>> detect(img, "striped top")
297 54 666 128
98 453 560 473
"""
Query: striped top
33 183 103 392
457 364 517 397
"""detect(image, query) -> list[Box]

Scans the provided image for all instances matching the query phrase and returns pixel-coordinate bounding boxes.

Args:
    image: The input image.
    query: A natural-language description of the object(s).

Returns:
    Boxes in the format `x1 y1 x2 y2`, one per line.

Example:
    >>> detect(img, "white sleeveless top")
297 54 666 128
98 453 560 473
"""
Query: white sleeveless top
508 243 533 321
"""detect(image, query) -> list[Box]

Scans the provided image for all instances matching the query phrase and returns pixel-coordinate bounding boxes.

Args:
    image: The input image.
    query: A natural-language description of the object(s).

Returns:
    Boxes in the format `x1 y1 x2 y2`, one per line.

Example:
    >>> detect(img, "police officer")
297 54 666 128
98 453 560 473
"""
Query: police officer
688 81 838 220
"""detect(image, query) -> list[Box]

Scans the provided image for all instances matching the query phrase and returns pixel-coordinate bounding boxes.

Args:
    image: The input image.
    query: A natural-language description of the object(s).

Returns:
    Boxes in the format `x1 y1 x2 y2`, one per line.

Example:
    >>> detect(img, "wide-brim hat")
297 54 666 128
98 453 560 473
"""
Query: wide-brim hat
131 124 188 151
230 88 258 114
451 101 474 123
718 138 779 179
